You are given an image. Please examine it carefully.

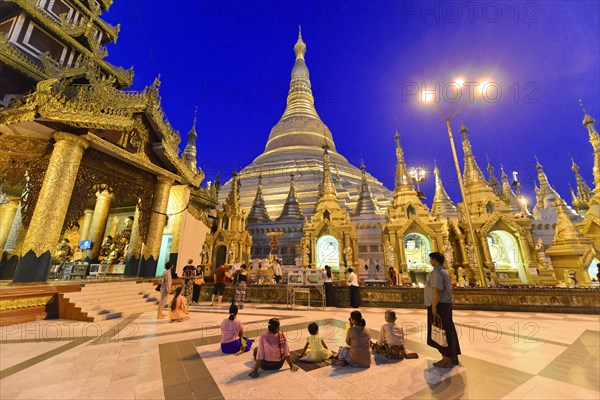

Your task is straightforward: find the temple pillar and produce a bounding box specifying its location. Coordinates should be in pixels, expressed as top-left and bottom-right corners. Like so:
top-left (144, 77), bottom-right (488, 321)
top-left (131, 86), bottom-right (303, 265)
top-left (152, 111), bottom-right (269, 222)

top-left (166, 185), bottom-right (189, 267)
top-left (13, 133), bottom-right (89, 282)
top-left (87, 188), bottom-right (114, 262)
top-left (124, 206), bottom-right (142, 276)
top-left (79, 209), bottom-right (94, 241)
top-left (515, 232), bottom-right (533, 284)
top-left (138, 175), bottom-right (173, 277)
top-left (479, 236), bottom-right (494, 268)
top-left (0, 197), bottom-right (19, 250)
top-left (0, 202), bottom-right (26, 280)
top-left (457, 235), bottom-right (468, 266)
top-left (310, 236), bottom-right (316, 268)
top-left (394, 232), bottom-right (407, 274)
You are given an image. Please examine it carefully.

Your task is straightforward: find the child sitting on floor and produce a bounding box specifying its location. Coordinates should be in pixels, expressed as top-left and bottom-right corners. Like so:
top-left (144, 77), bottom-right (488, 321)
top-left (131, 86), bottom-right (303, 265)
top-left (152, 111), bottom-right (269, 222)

top-left (370, 310), bottom-right (406, 359)
top-left (296, 323), bottom-right (334, 362)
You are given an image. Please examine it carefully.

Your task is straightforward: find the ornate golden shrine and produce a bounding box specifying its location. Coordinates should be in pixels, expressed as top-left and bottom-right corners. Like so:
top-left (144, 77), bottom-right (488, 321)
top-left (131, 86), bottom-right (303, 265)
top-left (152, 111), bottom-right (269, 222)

top-left (0, 1), bottom-right (216, 282)
top-left (200, 172), bottom-right (252, 276)
top-left (301, 144), bottom-right (358, 276)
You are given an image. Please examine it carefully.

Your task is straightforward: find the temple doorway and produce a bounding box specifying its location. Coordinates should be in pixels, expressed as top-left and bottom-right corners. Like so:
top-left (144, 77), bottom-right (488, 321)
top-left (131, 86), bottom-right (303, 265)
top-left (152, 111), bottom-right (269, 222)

top-left (487, 230), bottom-right (527, 283)
top-left (155, 234), bottom-right (173, 277)
top-left (316, 235), bottom-right (339, 269)
top-left (404, 233), bottom-right (432, 271)
top-left (212, 245), bottom-right (227, 275)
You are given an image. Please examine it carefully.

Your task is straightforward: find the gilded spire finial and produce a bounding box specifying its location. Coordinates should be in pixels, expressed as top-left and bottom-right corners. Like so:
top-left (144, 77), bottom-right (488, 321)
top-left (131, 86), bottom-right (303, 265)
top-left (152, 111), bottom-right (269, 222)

top-left (393, 117), bottom-right (401, 147)
top-left (294, 25), bottom-right (306, 60)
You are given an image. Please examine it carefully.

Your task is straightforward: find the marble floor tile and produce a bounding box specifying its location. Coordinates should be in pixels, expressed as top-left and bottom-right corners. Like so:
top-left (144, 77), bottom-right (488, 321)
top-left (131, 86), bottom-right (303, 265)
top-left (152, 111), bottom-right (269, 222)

top-left (1, 306), bottom-right (599, 400)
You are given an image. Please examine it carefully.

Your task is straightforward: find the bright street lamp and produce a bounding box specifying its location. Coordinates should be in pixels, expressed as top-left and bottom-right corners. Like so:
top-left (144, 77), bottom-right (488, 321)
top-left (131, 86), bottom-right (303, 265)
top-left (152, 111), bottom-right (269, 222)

top-left (421, 78), bottom-right (490, 285)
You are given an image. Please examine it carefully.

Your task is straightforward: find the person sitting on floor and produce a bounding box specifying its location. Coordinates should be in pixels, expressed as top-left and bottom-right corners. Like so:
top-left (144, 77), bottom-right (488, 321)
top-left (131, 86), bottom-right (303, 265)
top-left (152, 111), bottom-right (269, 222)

top-left (370, 310), bottom-right (406, 359)
top-left (295, 323), bottom-right (334, 363)
top-left (220, 305), bottom-right (254, 355)
top-left (332, 311), bottom-right (371, 368)
top-left (249, 318), bottom-right (298, 378)
top-left (169, 286), bottom-right (189, 323)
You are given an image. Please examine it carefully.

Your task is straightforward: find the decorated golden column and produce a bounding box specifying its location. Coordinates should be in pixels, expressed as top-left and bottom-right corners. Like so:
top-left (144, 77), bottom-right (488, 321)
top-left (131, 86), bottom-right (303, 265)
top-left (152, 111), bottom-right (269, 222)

top-left (79, 209), bottom-right (94, 241)
top-left (0, 197), bottom-right (19, 250)
top-left (87, 187), bottom-right (115, 261)
top-left (13, 132), bottom-right (89, 282)
top-left (124, 206), bottom-right (143, 276)
top-left (138, 175), bottom-right (174, 277)
top-left (0, 202), bottom-right (26, 280)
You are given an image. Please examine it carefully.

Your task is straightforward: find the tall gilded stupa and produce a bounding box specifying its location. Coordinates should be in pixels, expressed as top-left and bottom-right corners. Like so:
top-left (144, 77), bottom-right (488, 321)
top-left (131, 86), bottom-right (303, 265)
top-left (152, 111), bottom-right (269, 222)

top-left (220, 30), bottom-right (392, 216)
top-left (219, 29), bottom-right (392, 262)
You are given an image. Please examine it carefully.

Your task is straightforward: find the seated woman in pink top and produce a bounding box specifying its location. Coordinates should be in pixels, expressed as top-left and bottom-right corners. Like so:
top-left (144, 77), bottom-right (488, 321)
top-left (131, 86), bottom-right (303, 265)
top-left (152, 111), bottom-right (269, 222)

top-left (169, 287), bottom-right (189, 323)
top-left (220, 305), bottom-right (254, 355)
top-left (249, 318), bottom-right (298, 378)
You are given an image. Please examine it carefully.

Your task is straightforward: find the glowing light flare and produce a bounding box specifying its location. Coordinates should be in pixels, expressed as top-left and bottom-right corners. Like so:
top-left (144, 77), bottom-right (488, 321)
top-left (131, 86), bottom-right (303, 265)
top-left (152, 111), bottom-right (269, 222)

top-left (421, 91), bottom-right (436, 103)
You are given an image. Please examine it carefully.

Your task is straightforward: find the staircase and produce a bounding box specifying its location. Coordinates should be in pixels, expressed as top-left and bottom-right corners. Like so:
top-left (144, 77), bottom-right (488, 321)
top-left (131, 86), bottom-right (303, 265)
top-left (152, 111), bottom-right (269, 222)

top-left (59, 281), bottom-right (160, 322)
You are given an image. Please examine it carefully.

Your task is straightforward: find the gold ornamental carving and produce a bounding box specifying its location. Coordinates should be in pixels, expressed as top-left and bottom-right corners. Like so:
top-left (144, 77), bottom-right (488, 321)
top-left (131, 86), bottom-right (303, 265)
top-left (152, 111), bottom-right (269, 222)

top-left (0, 296), bottom-right (53, 311)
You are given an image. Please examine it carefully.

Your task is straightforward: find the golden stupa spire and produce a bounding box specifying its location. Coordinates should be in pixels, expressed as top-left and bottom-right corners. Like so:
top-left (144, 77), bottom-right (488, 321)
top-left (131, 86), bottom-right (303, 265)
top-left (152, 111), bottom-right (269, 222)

top-left (459, 122), bottom-right (487, 187)
top-left (294, 26), bottom-right (306, 60)
top-left (318, 141), bottom-right (337, 201)
top-left (486, 155), bottom-right (502, 198)
top-left (534, 156), bottom-right (562, 211)
top-left (431, 159), bottom-right (457, 218)
top-left (353, 161), bottom-right (380, 216)
top-left (247, 173), bottom-right (271, 223)
top-left (182, 106), bottom-right (198, 172)
top-left (580, 99), bottom-right (600, 192)
top-left (553, 198), bottom-right (586, 245)
top-left (225, 170), bottom-right (241, 210)
top-left (280, 27), bottom-right (320, 121)
top-left (393, 119), bottom-right (412, 190)
top-left (278, 173), bottom-right (304, 221)
top-left (570, 156), bottom-right (593, 214)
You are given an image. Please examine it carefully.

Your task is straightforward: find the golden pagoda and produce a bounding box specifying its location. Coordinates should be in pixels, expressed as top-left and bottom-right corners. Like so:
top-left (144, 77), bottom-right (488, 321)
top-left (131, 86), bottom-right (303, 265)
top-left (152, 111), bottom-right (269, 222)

top-left (219, 28), bottom-right (392, 265)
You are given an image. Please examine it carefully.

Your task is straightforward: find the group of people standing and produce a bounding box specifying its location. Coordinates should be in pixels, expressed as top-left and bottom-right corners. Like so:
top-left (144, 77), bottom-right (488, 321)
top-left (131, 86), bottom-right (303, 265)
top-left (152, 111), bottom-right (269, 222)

top-left (320, 265), bottom-right (361, 308)
top-left (157, 259), bottom-right (203, 322)
top-left (210, 259), bottom-right (249, 308)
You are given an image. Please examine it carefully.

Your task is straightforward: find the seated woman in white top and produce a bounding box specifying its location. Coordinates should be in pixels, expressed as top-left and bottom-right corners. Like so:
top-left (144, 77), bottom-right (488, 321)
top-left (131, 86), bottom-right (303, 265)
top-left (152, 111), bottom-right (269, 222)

top-left (370, 310), bottom-right (406, 359)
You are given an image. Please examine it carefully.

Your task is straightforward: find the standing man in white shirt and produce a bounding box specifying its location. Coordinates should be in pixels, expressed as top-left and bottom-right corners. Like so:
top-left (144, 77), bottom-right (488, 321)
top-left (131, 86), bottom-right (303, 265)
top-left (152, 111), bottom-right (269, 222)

top-left (273, 259), bottom-right (283, 284)
top-left (347, 268), bottom-right (361, 308)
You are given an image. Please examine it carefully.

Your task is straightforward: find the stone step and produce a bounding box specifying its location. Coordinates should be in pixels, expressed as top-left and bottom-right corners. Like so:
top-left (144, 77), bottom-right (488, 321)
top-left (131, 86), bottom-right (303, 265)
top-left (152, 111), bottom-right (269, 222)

top-left (64, 282), bottom-right (162, 322)
top-left (85, 301), bottom-right (158, 318)
top-left (79, 296), bottom-right (159, 312)
top-left (63, 284), bottom-right (157, 299)
top-left (65, 291), bottom-right (157, 304)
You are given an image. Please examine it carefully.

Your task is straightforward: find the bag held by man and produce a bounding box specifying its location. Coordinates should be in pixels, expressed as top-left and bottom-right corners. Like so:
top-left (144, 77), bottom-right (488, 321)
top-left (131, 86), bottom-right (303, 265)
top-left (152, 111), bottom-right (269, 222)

top-left (431, 314), bottom-right (448, 347)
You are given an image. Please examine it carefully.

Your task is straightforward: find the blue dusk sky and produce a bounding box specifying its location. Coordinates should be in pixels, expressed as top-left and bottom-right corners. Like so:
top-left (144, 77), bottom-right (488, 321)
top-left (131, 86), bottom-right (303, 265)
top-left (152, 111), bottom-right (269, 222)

top-left (104, 0), bottom-right (600, 206)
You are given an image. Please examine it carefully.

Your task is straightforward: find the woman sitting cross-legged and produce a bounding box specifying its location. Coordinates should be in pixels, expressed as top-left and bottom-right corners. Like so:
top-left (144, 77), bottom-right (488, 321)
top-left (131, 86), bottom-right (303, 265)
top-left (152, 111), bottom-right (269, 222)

top-left (249, 318), bottom-right (298, 378)
top-left (169, 287), bottom-right (190, 323)
top-left (332, 311), bottom-right (371, 368)
top-left (370, 310), bottom-right (406, 359)
top-left (220, 305), bottom-right (254, 355)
